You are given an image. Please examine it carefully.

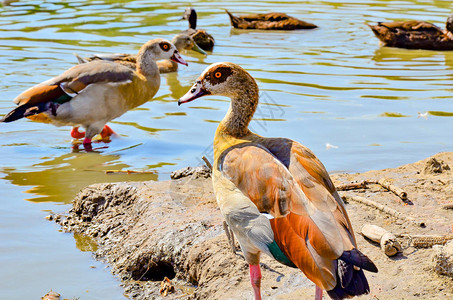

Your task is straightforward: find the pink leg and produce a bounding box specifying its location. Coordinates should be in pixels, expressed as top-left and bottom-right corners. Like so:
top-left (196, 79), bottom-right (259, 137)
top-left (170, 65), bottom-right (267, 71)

top-left (249, 264), bottom-right (262, 300)
top-left (70, 126), bottom-right (85, 139)
top-left (315, 286), bottom-right (323, 300)
top-left (100, 125), bottom-right (115, 138)
top-left (82, 137), bottom-right (93, 152)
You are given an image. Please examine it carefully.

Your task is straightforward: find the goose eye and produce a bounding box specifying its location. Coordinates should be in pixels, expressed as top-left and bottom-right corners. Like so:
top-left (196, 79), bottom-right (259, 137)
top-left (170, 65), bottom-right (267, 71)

top-left (160, 43), bottom-right (170, 51)
top-left (214, 72), bottom-right (222, 78)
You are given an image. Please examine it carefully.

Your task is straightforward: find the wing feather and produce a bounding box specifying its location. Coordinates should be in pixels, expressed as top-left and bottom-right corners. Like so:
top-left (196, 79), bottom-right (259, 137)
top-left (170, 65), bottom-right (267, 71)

top-left (13, 61), bottom-right (134, 107)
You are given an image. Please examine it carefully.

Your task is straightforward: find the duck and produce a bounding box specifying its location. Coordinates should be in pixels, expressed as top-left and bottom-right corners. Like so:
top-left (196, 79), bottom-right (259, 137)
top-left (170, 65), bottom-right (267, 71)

top-left (181, 7), bottom-right (215, 51)
top-left (74, 34), bottom-right (205, 73)
top-left (225, 10), bottom-right (317, 30)
top-left (368, 14), bottom-right (453, 50)
top-left (178, 62), bottom-right (377, 300)
top-left (1, 39), bottom-right (187, 150)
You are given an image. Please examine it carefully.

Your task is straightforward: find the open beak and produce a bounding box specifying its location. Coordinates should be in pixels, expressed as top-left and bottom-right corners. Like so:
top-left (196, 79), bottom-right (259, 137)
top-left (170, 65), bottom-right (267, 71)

top-left (171, 51), bottom-right (188, 66)
top-left (191, 42), bottom-right (207, 56)
top-left (178, 80), bottom-right (209, 106)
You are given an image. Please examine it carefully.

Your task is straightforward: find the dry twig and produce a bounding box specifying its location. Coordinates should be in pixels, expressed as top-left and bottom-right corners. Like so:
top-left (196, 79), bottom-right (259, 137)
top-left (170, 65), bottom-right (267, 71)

top-left (223, 221), bottom-right (236, 254)
top-left (105, 170), bottom-right (155, 174)
top-left (202, 155), bottom-right (213, 171)
top-left (377, 178), bottom-right (408, 201)
top-left (398, 234), bottom-right (453, 248)
top-left (441, 203), bottom-right (453, 210)
top-left (341, 193), bottom-right (425, 227)
top-left (336, 181), bottom-right (368, 191)
top-left (361, 224), bottom-right (402, 256)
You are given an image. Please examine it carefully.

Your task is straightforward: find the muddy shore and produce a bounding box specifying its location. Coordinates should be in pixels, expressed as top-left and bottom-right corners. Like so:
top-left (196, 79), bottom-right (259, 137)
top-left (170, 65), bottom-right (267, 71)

top-left (55, 153), bottom-right (453, 299)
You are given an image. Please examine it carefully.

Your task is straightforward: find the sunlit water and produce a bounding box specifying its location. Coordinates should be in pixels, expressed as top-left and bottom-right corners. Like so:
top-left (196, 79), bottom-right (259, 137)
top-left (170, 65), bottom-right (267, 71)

top-left (0, 0), bottom-right (452, 298)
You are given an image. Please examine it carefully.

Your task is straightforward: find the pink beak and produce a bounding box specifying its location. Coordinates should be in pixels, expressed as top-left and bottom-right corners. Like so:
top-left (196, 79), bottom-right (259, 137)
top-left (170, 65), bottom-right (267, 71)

top-left (171, 51), bottom-right (188, 66)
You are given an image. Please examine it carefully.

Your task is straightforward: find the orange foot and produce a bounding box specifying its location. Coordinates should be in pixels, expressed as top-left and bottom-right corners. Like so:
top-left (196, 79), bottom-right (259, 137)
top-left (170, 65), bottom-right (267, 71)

top-left (71, 126), bottom-right (85, 139)
top-left (100, 125), bottom-right (115, 138)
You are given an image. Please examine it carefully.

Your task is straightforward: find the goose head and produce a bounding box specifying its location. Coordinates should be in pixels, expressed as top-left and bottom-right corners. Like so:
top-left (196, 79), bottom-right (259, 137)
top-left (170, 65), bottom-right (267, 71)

top-left (182, 7), bottom-right (197, 29)
top-left (446, 14), bottom-right (453, 34)
top-left (178, 62), bottom-right (258, 105)
top-left (139, 38), bottom-right (188, 66)
top-left (172, 34), bottom-right (206, 55)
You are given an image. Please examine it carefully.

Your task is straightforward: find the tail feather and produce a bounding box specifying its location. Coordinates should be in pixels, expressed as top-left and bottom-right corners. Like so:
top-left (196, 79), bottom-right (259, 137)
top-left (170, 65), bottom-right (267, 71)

top-left (326, 249), bottom-right (377, 300)
top-left (340, 249), bottom-right (378, 273)
top-left (337, 259), bottom-right (353, 288)
top-left (73, 52), bottom-right (89, 64)
top-left (225, 9), bottom-right (241, 28)
top-left (327, 266), bottom-right (370, 299)
top-left (1, 102), bottom-right (52, 123)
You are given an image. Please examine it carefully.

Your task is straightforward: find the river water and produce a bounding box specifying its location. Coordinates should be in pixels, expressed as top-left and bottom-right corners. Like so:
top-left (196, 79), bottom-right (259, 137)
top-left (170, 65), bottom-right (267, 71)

top-left (0, 0), bottom-right (452, 298)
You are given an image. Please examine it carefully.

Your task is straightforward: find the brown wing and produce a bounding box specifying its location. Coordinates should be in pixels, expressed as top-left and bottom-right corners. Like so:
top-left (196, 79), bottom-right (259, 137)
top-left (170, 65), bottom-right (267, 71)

top-left (219, 142), bottom-right (347, 289)
top-left (368, 20), bottom-right (451, 49)
top-left (379, 20), bottom-right (443, 32)
top-left (219, 142), bottom-right (345, 256)
top-left (262, 137), bottom-right (356, 247)
top-left (14, 61), bottom-right (134, 106)
top-left (225, 10), bottom-right (316, 30)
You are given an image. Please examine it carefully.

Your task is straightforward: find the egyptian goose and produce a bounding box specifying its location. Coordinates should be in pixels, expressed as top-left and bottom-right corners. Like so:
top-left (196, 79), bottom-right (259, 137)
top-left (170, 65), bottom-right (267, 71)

top-left (1, 39), bottom-right (187, 150)
top-left (181, 7), bottom-right (215, 51)
top-left (178, 62), bottom-right (377, 300)
top-left (225, 10), bottom-right (317, 30)
top-left (368, 14), bottom-right (453, 50)
top-left (74, 34), bottom-right (205, 73)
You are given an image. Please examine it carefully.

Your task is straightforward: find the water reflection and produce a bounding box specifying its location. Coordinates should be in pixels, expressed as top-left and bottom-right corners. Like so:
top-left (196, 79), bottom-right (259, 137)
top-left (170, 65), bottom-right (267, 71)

top-left (1, 151), bottom-right (158, 204)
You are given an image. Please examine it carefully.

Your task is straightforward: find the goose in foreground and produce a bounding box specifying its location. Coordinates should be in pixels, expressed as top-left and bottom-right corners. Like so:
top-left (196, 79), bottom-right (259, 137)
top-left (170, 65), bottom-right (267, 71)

top-left (178, 62), bottom-right (377, 300)
top-left (74, 34), bottom-right (205, 73)
top-left (1, 39), bottom-right (187, 150)
top-left (225, 10), bottom-right (317, 30)
top-left (368, 14), bottom-right (453, 50)
top-left (181, 7), bottom-right (215, 51)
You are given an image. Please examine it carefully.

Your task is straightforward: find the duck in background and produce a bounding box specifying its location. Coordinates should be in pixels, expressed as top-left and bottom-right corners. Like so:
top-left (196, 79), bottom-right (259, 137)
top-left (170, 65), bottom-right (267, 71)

top-left (74, 34), bottom-right (205, 73)
top-left (181, 7), bottom-right (215, 51)
top-left (1, 39), bottom-right (187, 151)
top-left (368, 14), bottom-right (453, 50)
top-left (178, 62), bottom-right (377, 300)
top-left (225, 10), bottom-right (317, 30)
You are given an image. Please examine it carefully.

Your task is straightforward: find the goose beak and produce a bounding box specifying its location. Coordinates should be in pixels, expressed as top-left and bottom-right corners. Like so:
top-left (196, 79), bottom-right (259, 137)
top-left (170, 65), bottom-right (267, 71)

top-left (191, 42), bottom-right (207, 55)
top-left (178, 80), bottom-right (209, 106)
top-left (171, 51), bottom-right (188, 66)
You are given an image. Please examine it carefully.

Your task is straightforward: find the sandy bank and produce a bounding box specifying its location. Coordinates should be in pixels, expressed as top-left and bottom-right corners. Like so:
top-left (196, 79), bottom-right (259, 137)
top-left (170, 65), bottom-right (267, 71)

top-left (55, 153), bottom-right (453, 299)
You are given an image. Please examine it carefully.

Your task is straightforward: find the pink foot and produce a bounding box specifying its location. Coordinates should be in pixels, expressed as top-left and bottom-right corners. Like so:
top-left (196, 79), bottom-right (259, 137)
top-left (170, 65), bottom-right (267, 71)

top-left (82, 137), bottom-right (93, 151)
top-left (315, 286), bottom-right (323, 300)
top-left (249, 264), bottom-right (262, 300)
top-left (100, 125), bottom-right (115, 138)
top-left (71, 126), bottom-right (85, 139)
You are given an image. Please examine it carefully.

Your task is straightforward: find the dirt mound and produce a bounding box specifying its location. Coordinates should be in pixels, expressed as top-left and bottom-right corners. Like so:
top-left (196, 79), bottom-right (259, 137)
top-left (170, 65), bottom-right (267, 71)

top-left (55, 152), bottom-right (453, 299)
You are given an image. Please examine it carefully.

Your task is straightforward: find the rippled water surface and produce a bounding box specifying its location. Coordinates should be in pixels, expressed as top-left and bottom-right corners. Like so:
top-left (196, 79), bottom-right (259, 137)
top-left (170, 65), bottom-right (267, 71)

top-left (0, 0), bottom-right (452, 298)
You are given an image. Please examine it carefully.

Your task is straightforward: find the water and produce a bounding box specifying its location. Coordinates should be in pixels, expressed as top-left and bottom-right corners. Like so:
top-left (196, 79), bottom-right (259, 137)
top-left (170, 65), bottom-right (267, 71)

top-left (0, 0), bottom-right (452, 298)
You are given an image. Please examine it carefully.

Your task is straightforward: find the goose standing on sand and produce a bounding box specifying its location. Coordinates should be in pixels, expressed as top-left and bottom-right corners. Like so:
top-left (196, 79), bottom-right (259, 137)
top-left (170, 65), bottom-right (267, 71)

top-left (1, 39), bottom-right (187, 150)
top-left (74, 34), bottom-right (206, 73)
top-left (181, 7), bottom-right (215, 51)
top-left (225, 10), bottom-right (317, 30)
top-left (368, 14), bottom-right (453, 50)
top-left (178, 62), bottom-right (377, 300)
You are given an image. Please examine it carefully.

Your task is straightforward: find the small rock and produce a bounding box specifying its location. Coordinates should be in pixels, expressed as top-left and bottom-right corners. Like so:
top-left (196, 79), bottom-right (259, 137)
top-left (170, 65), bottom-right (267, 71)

top-left (432, 240), bottom-right (453, 278)
top-left (170, 165), bottom-right (211, 180)
top-left (159, 277), bottom-right (175, 297)
top-left (41, 290), bottom-right (60, 300)
top-left (423, 158), bottom-right (450, 174)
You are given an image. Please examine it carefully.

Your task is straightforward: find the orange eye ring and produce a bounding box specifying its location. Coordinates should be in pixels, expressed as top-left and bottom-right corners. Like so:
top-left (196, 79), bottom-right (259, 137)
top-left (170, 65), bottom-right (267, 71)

top-left (214, 72), bottom-right (222, 78)
top-left (163, 44), bottom-right (169, 50)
